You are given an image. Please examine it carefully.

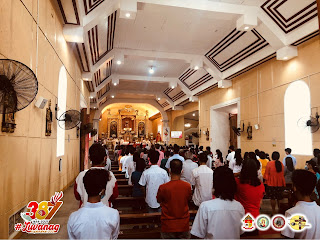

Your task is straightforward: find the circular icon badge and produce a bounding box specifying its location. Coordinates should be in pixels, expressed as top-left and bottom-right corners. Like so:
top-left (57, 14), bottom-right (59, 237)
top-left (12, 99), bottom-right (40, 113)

top-left (288, 214), bottom-right (311, 232)
top-left (271, 214), bottom-right (286, 231)
top-left (256, 215), bottom-right (271, 231)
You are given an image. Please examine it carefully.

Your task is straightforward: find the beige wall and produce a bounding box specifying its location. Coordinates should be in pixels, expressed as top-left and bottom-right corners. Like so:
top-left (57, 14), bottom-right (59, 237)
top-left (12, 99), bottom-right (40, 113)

top-left (151, 116), bottom-right (162, 138)
top-left (199, 37), bottom-right (320, 169)
top-left (168, 102), bottom-right (199, 145)
top-left (0, 0), bottom-right (89, 237)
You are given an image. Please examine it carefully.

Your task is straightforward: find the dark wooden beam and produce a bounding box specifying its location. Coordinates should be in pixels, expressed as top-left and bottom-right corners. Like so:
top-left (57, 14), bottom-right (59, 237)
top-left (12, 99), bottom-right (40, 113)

top-left (317, 0), bottom-right (320, 30)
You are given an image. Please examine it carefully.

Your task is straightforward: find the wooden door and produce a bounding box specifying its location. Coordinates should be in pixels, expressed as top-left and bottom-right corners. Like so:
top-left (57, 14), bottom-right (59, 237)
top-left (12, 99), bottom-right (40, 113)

top-left (229, 114), bottom-right (237, 148)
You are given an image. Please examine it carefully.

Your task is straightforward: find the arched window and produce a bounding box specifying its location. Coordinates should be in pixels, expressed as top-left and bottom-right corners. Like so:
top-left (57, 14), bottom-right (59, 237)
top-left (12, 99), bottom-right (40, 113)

top-left (284, 80), bottom-right (312, 155)
top-left (57, 66), bottom-right (68, 157)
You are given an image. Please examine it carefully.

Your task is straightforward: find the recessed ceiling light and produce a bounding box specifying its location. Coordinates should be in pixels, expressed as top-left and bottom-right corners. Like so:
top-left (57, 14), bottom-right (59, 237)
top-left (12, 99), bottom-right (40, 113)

top-left (125, 13), bottom-right (131, 18)
top-left (99, 118), bottom-right (102, 121)
top-left (149, 67), bottom-right (154, 74)
top-left (283, 56), bottom-right (288, 60)
top-left (157, 97), bottom-right (161, 101)
top-left (114, 83), bottom-right (117, 86)
top-left (194, 66), bottom-right (199, 70)
top-left (90, 96), bottom-right (93, 99)
top-left (193, 113), bottom-right (195, 116)
top-left (171, 86), bottom-right (175, 89)
top-left (111, 95), bottom-right (115, 98)
top-left (244, 26), bottom-right (249, 30)
top-left (184, 123), bottom-right (191, 128)
top-left (116, 60), bottom-right (122, 65)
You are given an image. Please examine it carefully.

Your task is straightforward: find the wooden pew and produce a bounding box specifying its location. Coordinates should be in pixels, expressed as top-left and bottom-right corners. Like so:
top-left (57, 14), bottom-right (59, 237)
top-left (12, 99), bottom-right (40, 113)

top-left (113, 196), bottom-right (145, 209)
top-left (117, 179), bottom-right (129, 185)
top-left (118, 185), bottom-right (133, 196)
top-left (114, 173), bottom-right (126, 179)
top-left (111, 170), bottom-right (122, 175)
top-left (119, 210), bottom-right (198, 239)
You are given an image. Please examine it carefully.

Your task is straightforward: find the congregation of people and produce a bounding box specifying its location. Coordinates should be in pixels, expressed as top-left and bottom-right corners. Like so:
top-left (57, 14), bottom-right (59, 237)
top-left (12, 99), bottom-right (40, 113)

top-left (67, 143), bottom-right (320, 239)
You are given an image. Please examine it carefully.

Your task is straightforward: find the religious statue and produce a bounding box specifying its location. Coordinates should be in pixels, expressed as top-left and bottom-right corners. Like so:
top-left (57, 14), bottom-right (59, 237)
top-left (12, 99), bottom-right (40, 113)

top-left (156, 131), bottom-right (162, 142)
top-left (110, 121), bottom-right (117, 138)
top-left (138, 122), bottom-right (145, 137)
top-left (1, 111), bottom-right (16, 133)
top-left (45, 100), bottom-right (52, 136)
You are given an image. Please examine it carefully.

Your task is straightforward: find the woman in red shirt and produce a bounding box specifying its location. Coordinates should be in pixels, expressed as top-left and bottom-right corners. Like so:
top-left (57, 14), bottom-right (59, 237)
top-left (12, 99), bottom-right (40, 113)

top-left (264, 151), bottom-right (286, 215)
top-left (235, 158), bottom-right (265, 218)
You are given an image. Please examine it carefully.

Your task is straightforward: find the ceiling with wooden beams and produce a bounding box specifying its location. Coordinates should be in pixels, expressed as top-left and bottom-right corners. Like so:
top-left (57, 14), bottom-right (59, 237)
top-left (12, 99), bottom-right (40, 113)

top-left (55, 0), bottom-right (319, 113)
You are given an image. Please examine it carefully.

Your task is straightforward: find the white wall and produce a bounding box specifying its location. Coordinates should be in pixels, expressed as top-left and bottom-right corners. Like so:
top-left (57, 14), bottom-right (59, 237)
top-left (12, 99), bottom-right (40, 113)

top-left (211, 110), bottom-right (230, 157)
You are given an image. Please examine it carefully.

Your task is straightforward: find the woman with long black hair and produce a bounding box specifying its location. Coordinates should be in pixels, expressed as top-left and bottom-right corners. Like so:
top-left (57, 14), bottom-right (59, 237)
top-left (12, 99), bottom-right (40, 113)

top-left (264, 151), bottom-right (286, 215)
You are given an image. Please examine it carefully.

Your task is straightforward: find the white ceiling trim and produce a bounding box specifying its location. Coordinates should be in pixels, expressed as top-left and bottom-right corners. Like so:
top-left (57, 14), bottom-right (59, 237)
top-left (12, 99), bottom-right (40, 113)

top-left (138, 0), bottom-right (255, 15)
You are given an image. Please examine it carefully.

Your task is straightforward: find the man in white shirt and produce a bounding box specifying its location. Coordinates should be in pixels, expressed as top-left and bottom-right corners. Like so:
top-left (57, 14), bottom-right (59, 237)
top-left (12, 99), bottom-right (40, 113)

top-left (165, 144), bottom-right (185, 169)
top-left (181, 151), bottom-right (198, 185)
top-left (68, 169), bottom-right (120, 239)
top-left (139, 149), bottom-right (170, 212)
top-left (191, 166), bottom-right (245, 239)
top-left (120, 149), bottom-right (129, 173)
top-left (281, 169), bottom-right (320, 239)
top-left (190, 153), bottom-right (213, 206)
top-left (283, 148), bottom-right (297, 167)
top-left (123, 148), bottom-right (134, 178)
top-left (226, 145), bottom-right (235, 164)
top-left (74, 143), bottom-right (118, 208)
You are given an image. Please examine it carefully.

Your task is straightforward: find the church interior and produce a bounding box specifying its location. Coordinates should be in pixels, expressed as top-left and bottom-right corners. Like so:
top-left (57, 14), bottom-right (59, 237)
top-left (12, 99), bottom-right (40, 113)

top-left (1, 0), bottom-right (320, 239)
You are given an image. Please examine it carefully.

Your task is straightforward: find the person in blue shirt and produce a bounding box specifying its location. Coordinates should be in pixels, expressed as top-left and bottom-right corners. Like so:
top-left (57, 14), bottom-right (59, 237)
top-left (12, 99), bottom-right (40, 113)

top-left (165, 144), bottom-right (185, 169)
top-left (283, 148), bottom-right (297, 167)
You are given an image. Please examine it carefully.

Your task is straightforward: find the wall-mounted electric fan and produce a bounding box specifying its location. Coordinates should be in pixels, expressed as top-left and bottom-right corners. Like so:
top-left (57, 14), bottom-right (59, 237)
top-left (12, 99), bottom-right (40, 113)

top-left (55, 103), bottom-right (81, 130)
top-left (0, 59), bottom-right (38, 114)
top-left (297, 113), bottom-right (320, 133)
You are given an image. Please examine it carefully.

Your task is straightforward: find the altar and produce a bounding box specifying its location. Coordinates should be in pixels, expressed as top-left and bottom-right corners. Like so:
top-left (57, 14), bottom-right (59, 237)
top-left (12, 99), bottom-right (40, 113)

top-left (99, 105), bottom-right (149, 143)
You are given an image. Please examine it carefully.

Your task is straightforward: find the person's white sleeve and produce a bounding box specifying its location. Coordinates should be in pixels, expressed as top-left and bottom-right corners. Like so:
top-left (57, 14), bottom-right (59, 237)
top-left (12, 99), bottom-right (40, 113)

top-left (139, 172), bottom-right (146, 186)
top-left (165, 172), bottom-right (170, 183)
top-left (190, 203), bottom-right (207, 238)
top-left (229, 159), bottom-right (234, 170)
top-left (165, 159), bottom-right (170, 169)
top-left (281, 211), bottom-right (295, 238)
top-left (67, 215), bottom-right (76, 240)
top-left (112, 211), bottom-right (120, 240)
top-left (190, 170), bottom-right (196, 186)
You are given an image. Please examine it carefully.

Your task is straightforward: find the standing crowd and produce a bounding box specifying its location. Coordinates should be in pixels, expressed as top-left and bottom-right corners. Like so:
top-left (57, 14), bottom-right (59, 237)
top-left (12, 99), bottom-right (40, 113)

top-left (67, 143), bottom-right (320, 239)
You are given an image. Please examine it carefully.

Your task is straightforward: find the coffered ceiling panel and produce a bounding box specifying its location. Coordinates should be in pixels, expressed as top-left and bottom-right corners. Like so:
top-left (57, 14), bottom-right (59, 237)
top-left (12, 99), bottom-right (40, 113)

top-left (261, 0), bottom-right (317, 33)
top-left (205, 29), bottom-right (268, 72)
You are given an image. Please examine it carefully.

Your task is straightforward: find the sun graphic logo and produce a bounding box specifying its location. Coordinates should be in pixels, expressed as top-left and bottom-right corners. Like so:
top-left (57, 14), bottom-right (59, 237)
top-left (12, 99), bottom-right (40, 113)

top-left (288, 214), bottom-right (311, 232)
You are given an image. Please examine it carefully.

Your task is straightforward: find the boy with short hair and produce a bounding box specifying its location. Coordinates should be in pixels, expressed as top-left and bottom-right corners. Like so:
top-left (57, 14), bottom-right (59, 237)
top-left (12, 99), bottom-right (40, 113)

top-left (68, 169), bottom-right (120, 239)
top-left (157, 160), bottom-right (192, 239)
top-left (281, 169), bottom-right (320, 239)
top-left (190, 153), bottom-right (213, 206)
top-left (139, 149), bottom-right (170, 212)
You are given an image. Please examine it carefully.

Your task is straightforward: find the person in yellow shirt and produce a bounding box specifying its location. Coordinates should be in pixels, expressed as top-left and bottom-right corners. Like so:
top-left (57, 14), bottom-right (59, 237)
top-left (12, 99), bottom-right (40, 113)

top-left (259, 151), bottom-right (269, 179)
